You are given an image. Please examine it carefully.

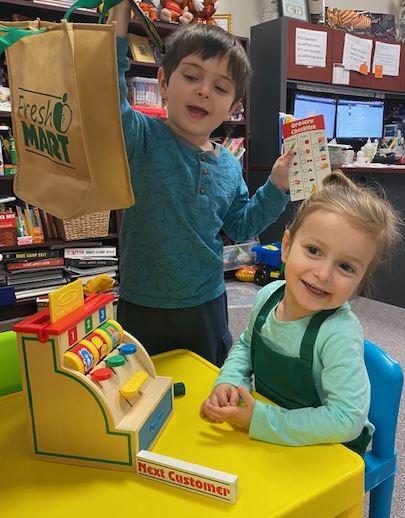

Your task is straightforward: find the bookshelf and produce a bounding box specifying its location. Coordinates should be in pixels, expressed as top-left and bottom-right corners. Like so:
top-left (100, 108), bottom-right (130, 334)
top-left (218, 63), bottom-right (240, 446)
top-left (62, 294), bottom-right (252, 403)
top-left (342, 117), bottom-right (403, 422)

top-left (0, 2), bottom-right (123, 319)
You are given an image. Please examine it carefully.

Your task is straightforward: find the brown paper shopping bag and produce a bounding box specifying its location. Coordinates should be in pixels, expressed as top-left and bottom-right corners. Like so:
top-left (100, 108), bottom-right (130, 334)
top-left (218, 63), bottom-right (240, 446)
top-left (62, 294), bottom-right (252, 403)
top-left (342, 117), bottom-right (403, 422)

top-left (0, 18), bottom-right (134, 219)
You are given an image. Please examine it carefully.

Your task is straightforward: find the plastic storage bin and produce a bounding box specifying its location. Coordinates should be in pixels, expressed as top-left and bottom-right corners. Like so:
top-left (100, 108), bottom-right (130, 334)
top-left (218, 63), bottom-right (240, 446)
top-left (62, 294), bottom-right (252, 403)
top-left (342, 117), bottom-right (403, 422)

top-left (223, 241), bottom-right (257, 271)
top-left (132, 77), bottom-right (161, 106)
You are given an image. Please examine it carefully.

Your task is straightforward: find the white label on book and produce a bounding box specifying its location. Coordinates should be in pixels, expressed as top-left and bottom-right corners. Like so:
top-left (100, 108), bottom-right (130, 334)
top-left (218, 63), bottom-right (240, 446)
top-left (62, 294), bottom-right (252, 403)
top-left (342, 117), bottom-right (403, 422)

top-left (64, 247), bottom-right (116, 258)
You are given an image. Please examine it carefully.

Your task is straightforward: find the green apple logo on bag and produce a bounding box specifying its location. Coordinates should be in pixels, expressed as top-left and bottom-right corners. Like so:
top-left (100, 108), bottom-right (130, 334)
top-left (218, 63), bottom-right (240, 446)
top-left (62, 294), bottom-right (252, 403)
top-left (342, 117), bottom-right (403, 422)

top-left (17, 88), bottom-right (74, 168)
top-left (53, 93), bottom-right (73, 134)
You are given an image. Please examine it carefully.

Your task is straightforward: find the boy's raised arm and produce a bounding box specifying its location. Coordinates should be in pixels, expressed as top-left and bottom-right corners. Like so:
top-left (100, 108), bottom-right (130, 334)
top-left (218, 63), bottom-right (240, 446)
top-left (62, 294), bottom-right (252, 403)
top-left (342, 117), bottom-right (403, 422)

top-left (107, 0), bottom-right (131, 37)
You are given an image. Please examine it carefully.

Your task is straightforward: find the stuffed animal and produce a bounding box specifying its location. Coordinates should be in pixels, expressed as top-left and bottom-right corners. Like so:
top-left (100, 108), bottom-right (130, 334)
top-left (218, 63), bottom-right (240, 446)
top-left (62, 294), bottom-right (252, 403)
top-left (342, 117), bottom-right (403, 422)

top-left (159, 1), bottom-right (194, 24)
top-left (137, 1), bottom-right (160, 22)
top-left (187, 0), bottom-right (219, 24)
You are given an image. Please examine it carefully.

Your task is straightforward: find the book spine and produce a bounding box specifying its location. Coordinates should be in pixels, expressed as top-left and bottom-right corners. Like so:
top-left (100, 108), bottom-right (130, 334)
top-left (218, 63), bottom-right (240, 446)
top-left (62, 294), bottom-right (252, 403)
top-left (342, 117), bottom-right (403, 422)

top-left (64, 258), bottom-right (118, 267)
top-left (6, 258), bottom-right (64, 271)
top-left (50, 214), bottom-right (60, 239)
top-left (2, 249), bottom-right (61, 261)
top-left (23, 204), bottom-right (33, 236)
top-left (33, 208), bottom-right (45, 243)
top-left (64, 247), bottom-right (117, 258)
top-left (38, 209), bottom-right (51, 241)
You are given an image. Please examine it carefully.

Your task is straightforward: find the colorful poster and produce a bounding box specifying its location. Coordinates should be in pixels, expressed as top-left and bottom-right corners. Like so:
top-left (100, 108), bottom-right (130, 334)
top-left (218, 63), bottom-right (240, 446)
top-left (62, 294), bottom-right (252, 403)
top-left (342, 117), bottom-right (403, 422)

top-left (282, 115), bottom-right (331, 202)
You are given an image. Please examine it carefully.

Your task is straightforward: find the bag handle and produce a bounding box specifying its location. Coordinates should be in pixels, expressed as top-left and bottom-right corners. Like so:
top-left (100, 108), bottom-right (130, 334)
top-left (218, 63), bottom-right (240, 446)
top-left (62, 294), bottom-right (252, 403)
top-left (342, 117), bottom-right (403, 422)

top-left (0, 0), bottom-right (121, 53)
top-left (0, 25), bottom-right (46, 54)
top-left (64, 0), bottom-right (123, 23)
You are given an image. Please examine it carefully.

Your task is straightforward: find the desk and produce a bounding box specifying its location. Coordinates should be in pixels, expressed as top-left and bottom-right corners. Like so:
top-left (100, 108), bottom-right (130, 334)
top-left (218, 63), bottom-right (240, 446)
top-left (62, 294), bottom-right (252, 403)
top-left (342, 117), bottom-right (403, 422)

top-left (342, 165), bottom-right (405, 174)
top-left (0, 350), bottom-right (364, 517)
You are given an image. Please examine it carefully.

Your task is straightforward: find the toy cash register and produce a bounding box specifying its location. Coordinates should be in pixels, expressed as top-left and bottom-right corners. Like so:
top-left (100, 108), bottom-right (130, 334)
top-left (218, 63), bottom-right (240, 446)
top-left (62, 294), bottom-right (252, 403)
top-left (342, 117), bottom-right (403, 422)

top-left (13, 280), bottom-right (173, 472)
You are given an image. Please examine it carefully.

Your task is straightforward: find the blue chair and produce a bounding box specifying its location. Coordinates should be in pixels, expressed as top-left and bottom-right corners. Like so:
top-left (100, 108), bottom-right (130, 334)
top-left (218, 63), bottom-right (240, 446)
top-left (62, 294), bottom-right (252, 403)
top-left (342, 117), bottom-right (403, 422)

top-left (364, 340), bottom-right (404, 518)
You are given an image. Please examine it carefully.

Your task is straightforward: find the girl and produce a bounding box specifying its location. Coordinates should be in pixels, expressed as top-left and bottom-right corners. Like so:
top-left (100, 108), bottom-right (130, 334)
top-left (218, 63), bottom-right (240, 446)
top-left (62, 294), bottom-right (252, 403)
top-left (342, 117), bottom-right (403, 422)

top-left (201, 171), bottom-right (402, 455)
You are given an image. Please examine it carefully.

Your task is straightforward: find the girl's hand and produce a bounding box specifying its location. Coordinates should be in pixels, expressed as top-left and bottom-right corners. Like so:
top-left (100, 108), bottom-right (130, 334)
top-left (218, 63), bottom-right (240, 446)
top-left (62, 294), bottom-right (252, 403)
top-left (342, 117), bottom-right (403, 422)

top-left (270, 150), bottom-right (293, 193)
top-left (200, 383), bottom-right (239, 421)
top-left (201, 386), bottom-right (256, 430)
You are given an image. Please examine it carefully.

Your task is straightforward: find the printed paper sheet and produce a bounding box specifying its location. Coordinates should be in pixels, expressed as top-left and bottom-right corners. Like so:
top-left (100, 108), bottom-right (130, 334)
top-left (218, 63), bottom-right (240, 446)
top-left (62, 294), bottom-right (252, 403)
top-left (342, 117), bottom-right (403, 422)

top-left (282, 115), bottom-right (331, 202)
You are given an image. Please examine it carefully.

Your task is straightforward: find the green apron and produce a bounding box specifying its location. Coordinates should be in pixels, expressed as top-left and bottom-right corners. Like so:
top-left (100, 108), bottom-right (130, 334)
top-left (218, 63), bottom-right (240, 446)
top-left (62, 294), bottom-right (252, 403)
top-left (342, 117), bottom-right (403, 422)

top-left (251, 284), bottom-right (370, 456)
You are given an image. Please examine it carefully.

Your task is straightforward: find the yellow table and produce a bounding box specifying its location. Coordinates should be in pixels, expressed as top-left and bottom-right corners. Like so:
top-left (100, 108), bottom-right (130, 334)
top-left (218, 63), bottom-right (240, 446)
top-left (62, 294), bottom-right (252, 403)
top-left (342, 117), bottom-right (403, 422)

top-left (0, 350), bottom-right (364, 518)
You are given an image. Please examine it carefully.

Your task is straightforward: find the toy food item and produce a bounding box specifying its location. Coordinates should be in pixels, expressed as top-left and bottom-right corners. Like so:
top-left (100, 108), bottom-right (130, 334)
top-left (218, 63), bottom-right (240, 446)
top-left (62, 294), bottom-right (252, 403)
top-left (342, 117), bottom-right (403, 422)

top-left (187, 0), bottom-right (218, 24)
top-left (138, 1), bottom-right (159, 22)
top-left (159, 0), bottom-right (194, 23)
top-left (83, 274), bottom-right (115, 294)
top-left (235, 265), bottom-right (258, 282)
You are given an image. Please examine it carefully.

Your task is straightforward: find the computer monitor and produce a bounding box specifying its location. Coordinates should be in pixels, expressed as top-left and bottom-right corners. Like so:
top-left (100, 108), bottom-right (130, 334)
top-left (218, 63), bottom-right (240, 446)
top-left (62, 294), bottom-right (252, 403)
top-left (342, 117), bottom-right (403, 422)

top-left (336, 98), bottom-right (384, 139)
top-left (293, 92), bottom-right (337, 140)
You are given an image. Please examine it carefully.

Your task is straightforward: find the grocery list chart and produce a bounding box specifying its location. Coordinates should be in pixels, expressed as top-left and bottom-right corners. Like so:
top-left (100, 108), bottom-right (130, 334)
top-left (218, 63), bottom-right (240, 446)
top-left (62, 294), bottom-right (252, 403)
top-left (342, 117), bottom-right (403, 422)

top-left (282, 115), bottom-right (331, 201)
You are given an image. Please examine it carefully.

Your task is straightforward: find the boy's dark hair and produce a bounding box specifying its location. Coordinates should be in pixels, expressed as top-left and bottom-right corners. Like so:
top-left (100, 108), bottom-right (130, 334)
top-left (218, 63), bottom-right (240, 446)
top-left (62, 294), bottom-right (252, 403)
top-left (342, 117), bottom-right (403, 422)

top-left (161, 23), bottom-right (251, 102)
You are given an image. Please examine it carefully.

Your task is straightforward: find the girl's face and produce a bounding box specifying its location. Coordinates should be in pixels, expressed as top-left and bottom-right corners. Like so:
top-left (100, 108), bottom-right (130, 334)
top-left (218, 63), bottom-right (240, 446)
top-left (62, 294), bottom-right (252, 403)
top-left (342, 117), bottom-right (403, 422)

top-left (279, 209), bottom-right (377, 321)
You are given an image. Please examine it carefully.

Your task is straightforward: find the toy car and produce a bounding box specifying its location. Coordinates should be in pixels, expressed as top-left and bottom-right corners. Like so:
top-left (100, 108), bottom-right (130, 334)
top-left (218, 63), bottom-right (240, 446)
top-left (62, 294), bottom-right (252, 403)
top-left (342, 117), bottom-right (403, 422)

top-left (251, 242), bottom-right (283, 286)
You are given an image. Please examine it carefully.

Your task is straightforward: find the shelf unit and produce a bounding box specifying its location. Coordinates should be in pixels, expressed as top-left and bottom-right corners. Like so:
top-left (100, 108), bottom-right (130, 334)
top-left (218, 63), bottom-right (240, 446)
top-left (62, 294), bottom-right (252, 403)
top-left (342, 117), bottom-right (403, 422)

top-left (0, 1), bottom-right (122, 318)
top-left (250, 17), bottom-right (405, 171)
top-left (248, 17), bottom-right (405, 308)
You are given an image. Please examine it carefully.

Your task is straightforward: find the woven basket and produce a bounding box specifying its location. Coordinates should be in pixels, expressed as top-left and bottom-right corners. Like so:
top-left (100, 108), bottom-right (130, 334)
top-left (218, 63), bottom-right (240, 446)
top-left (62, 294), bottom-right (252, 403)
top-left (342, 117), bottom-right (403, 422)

top-left (56, 211), bottom-right (111, 241)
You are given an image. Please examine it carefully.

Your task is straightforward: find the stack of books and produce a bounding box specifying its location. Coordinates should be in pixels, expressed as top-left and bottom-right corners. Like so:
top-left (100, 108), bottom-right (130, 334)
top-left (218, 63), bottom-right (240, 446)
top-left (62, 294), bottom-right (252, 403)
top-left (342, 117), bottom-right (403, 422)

top-left (2, 249), bottom-right (67, 300)
top-left (0, 266), bottom-right (6, 288)
top-left (64, 246), bottom-right (118, 285)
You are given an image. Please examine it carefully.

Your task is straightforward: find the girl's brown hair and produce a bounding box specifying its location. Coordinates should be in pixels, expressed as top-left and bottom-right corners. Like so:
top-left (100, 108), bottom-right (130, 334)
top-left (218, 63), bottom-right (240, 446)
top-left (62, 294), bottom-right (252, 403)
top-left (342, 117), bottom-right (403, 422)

top-left (287, 170), bottom-right (403, 293)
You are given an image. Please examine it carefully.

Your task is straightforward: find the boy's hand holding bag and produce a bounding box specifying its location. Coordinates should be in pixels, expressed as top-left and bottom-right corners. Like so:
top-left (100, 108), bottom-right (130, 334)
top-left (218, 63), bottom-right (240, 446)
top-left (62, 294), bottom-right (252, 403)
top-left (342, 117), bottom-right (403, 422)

top-left (0, 0), bottom-right (134, 220)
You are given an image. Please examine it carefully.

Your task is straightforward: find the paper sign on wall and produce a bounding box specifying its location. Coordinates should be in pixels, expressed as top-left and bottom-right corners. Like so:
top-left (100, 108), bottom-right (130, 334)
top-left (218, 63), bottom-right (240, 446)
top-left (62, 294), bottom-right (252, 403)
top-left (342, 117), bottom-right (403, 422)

top-left (295, 28), bottom-right (327, 68)
top-left (342, 33), bottom-right (373, 74)
top-left (332, 63), bottom-right (350, 85)
top-left (282, 115), bottom-right (331, 202)
top-left (372, 41), bottom-right (401, 77)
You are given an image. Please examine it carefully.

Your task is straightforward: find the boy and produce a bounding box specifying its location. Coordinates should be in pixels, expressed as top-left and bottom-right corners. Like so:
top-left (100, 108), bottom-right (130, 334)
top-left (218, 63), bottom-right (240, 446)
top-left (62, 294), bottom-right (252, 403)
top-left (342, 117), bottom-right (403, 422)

top-left (108, 1), bottom-right (292, 366)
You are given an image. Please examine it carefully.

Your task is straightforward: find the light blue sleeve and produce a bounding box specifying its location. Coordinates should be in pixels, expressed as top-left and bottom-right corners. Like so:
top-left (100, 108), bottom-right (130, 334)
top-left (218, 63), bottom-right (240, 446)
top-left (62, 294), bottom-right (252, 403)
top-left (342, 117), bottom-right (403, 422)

top-left (249, 313), bottom-right (371, 446)
top-left (222, 168), bottom-right (290, 243)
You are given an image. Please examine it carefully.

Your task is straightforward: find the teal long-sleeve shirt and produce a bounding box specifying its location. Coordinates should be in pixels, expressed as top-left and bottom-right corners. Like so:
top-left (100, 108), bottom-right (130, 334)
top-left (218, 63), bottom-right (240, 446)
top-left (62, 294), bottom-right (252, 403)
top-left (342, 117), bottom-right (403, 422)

top-left (215, 281), bottom-right (374, 446)
top-left (116, 37), bottom-right (289, 308)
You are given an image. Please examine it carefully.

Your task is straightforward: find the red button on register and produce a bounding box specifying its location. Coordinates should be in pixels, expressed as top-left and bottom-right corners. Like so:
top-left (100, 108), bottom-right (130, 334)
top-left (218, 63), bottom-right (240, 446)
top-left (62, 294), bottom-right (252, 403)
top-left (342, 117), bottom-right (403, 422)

top-left (91, 368), bottom-right (112, 382)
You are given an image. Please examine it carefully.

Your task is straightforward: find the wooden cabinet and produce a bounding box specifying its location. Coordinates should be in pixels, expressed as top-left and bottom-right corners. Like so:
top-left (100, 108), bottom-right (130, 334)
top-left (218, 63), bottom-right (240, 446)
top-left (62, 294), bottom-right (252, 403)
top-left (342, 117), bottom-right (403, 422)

top-left (286, 18), bottom-right (405, 92)
top-left (250, 17), bottom-right (405, 168)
